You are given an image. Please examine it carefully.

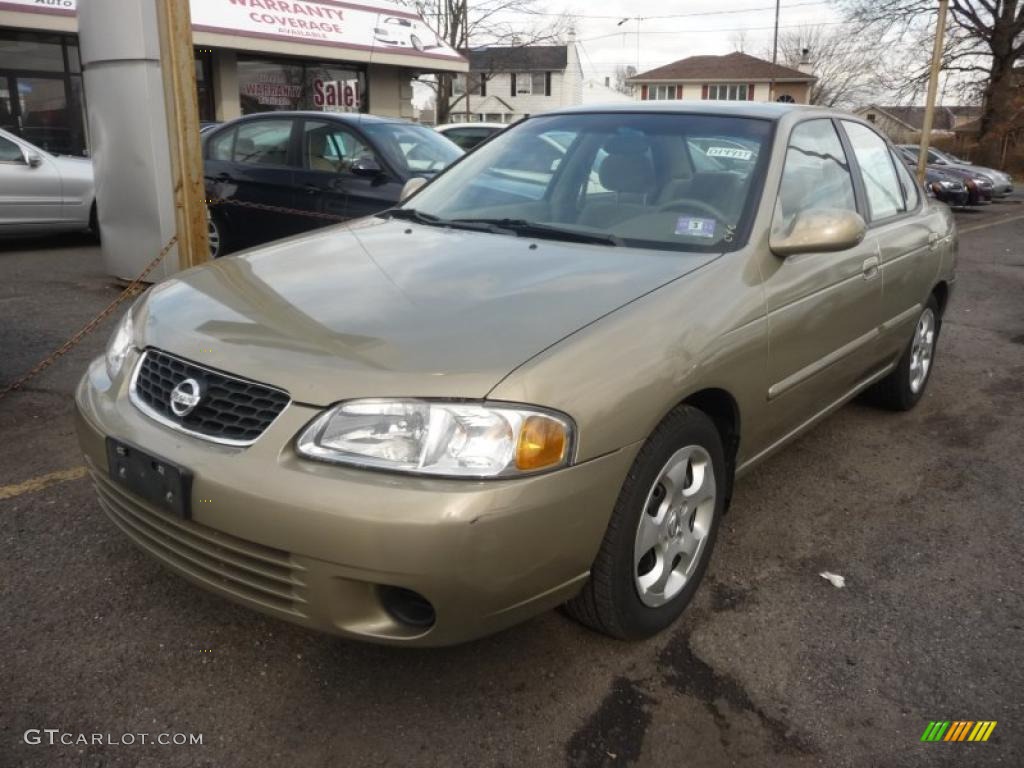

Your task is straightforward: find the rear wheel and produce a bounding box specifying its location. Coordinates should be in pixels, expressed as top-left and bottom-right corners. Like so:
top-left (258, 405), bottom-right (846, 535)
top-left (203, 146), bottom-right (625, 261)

top-left (410, 34), bottom-right (424, 51)
top-left (208, 209), bottom-right (227, 258)
top-left (564, 405), bottom-right (726, 639)
top-left (868, 295), bottom-right (940, 410)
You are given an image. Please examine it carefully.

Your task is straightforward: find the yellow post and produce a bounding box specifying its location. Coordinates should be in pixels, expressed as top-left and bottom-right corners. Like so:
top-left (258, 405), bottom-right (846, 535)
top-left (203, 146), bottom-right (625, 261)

top-left (917, 0), bottom-right (949, 184)
top-left (155, 0), bottom-right (209, 268)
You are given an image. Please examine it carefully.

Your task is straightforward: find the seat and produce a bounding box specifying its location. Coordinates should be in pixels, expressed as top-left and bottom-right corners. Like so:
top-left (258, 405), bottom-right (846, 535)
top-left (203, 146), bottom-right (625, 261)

top-left (578, 134), bottom-right (658, 228)
top-left (307, 133), bottom-right (338, 173)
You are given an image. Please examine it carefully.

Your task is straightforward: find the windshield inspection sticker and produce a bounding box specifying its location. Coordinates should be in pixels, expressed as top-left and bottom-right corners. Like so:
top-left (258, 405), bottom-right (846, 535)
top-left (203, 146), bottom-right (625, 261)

top-left (675, 217), bottom-right (717, 238)
top-left (705, 146), bottom-right (754, 160)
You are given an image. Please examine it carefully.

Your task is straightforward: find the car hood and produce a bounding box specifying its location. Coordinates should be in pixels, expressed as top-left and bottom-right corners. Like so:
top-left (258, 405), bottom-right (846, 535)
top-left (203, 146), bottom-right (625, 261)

top-left (137, 218), bottom-right (717, 405)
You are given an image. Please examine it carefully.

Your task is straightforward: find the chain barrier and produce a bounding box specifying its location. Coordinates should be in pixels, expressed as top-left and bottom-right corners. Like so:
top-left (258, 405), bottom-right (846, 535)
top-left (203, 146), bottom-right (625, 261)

top-left (0, 235), bottom-right (178, 402)
top-left (1, 196), bottom-right (378, 402)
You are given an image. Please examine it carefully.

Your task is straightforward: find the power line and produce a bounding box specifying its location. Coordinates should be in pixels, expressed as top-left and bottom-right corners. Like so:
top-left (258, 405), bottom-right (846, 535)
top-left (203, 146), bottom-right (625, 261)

top-left (493, 0), bottom-right (831, 21)
top-left (575, 19), bottom-right (853, 45)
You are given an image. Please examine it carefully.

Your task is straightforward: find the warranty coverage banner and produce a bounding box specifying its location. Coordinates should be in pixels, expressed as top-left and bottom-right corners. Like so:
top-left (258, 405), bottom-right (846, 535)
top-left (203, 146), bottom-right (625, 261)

top-left (1, 0), bottom-right (463, 62)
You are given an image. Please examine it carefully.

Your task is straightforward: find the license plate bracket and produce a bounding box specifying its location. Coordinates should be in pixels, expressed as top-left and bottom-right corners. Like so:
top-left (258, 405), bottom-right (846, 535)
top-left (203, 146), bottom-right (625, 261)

top-left (106, 438), bottom-right (192, 520)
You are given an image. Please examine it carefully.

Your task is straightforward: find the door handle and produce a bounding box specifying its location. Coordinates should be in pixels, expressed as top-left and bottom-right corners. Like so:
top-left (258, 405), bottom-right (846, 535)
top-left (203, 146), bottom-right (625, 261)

top-left (862, 256), bottom-right (880, 280)
top-left (928, 232), bottom-right (941, 250)
top-left (214, 173), bottom-right (233, 183)
top-left (303, 184), bottom-right (324, 195)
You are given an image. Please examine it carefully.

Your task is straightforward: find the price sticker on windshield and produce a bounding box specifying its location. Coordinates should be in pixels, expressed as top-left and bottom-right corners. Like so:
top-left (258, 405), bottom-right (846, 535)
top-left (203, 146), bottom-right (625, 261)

top-left (675, 217), bottom-right (717, 238)
top-left (705, 146), bottom-right (754, 160)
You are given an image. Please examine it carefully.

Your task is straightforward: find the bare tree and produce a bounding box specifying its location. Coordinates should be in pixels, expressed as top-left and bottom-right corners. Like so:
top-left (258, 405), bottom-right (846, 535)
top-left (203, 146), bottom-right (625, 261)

top-left (731, 29), bottom-right (750, 53)
top-left (612, 64), bottom-right (637, 95)
top-left (765, 25), bottom-right (888, 109)
top-left (843, 0), bottom-right (1024, 166)
top-left (413, 0), bottom-right (574, 124)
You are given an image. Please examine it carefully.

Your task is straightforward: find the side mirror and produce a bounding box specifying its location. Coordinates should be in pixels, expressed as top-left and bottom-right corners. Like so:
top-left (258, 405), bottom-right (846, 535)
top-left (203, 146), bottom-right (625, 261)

top-left (26, 152), bottom-right (42, 168)
top-left (350, 156), bottom-right (382, 177)
top-left (400, 176), bottom-right (428, 202)
top-left (770, 208), bottom-right (867, 258)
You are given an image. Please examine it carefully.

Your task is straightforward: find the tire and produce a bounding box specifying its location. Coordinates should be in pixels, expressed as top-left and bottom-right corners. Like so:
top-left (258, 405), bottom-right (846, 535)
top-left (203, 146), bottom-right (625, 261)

top-left (868, 295), bottom-right (941, 411)
top-left (410, 34), bottom-right (424, 51)
top-left (564, 405), bottom-right (727, 640)
top-left (208, 209), bottom-right (227, 259)
top-left (88, 202), bottom-right (100, 242)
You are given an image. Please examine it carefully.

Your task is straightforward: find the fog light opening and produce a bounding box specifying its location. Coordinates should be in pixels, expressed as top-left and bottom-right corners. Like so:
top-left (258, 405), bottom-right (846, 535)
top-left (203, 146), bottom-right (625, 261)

top-left (379, 586), bottom-right (436, 629)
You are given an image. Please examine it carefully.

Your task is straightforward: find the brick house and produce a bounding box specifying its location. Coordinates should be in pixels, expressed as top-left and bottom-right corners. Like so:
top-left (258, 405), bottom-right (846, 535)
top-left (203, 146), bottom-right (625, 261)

top-left (628, 51), bottom-right (815, 104)
top-left (447, 40), bottom-right (583, 124)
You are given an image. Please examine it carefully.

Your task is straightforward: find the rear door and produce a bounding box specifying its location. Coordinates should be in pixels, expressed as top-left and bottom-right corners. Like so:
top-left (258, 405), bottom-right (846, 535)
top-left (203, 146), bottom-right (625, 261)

top-left (762, 118), bottom-right (885, 435)
top-left (205, 117), bottom-right (299, 249)
top-left (0, 132), bottom-right (64, 231)
top-left (839, 121), bottom-right (936, 361)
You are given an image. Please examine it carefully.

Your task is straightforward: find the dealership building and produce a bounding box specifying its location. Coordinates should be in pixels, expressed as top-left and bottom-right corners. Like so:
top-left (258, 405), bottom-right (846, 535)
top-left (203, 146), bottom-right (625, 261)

top-left (0, 0), bottom-right (466, 156)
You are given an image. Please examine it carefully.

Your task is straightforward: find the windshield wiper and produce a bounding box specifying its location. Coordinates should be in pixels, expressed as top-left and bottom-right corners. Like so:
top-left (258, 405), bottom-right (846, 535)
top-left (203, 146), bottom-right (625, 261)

top-left (449, 219), bottom-right (624, 246)
top-left (380, 208), bottom-right (445, 226)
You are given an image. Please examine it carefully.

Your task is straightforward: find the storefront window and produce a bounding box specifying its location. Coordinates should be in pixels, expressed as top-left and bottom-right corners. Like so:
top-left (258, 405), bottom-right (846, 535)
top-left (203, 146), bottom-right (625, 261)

top-left (194, 49), bottom-right (215, 122)
top-left (238, 56), bottom-right (366, 116)
top-left (0, 31), bottom-right (65, 72)
top-left (238, 57), bottom-right (305, 114)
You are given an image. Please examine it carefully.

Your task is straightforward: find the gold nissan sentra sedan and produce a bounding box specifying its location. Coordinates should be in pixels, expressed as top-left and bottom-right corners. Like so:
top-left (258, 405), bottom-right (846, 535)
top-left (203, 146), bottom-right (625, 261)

top-left (76, 103), bottom-right (955, 645)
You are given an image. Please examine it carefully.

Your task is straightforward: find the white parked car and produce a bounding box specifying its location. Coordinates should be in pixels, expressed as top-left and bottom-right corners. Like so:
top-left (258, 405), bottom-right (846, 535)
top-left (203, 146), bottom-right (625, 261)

top-left (435, 122), bottom-right (507, 151)
top-left (0, 128), bottom-right (96, 237)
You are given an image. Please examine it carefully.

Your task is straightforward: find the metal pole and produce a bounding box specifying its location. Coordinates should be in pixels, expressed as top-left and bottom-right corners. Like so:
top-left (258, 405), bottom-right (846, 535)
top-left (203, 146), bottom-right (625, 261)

top-left (636, 17), bottom-right (641, 71)
top-left (917, 0), bottom-right (949, 184)
top-left (155, 0), bottom-right (208, 267)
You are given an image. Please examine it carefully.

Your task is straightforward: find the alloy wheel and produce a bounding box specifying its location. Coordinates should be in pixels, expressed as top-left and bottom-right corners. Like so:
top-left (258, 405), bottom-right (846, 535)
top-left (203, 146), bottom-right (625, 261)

top-left (909, 307), bottom-right (936, 394)
top-left (634, 445), bottom-right (717, 607)
top-left (207, 214), bottom-right (222, 259)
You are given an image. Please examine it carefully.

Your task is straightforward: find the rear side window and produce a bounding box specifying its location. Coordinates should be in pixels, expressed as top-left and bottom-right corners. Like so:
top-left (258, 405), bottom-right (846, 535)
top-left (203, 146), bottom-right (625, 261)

top-left (842, 121), bottom-right (906, 220)
top-left (891, 150), bottom-right (920, 209)
top-left (0, 135), bottom-right (23, 162)
top-left (232, 119), bottom-right (294, 166)
top-left (207, 128), bottom-right (235, 161)
top-left (774, 119), bottom-right (857, 234)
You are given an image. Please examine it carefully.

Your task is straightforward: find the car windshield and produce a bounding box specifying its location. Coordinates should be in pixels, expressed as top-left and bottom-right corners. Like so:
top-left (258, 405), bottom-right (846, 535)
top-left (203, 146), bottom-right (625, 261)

top-left (361, 122), bottom-right (463, 176)
top-left (402, 112), bottom-right (773, 252)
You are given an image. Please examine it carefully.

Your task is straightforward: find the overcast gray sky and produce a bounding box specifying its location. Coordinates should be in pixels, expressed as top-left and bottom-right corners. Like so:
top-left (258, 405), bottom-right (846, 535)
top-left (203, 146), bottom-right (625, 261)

top-left (514, 0), bottom-right (846, 79)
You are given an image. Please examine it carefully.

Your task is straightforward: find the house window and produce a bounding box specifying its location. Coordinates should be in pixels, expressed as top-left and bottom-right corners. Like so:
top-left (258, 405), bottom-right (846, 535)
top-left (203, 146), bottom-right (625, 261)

top-left (705, 84), bottom-right (750, 101)
top-left (647, 85), bottom-right (677, 100)
top-left (512, 72), bottom-right (548, 96)
top-left (866, 112), bottom-right (876, 123)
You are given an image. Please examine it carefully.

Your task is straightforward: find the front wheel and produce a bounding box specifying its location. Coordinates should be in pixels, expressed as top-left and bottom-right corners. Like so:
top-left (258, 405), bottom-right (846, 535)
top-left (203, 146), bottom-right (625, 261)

top-left (564, 405), bottom-right (726, 640)
top-left (868, 296), bottom-right (940, 410)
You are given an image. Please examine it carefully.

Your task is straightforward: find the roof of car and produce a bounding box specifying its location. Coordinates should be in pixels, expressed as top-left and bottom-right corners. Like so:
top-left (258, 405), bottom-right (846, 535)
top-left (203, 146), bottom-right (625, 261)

top-left (437, 122), bottom-right (506, 131)
top-left (220, 111), bottom-right (414, 126)
top-left (539, 101), bottom-right (831, 120)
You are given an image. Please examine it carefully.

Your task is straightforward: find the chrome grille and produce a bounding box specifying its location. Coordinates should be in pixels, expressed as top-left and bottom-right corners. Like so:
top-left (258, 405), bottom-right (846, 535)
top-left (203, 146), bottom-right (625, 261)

top-left (91, 469), bottom-right (307, 616)
top-left (130, 349), bottom-right (289, 445)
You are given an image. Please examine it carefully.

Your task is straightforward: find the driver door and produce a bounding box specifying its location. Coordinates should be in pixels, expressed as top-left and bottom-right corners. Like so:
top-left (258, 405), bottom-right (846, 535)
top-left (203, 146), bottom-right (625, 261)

top-left (0, 132), bottom-right (64, 231)
top-left (761, 118), bottom-right (885, 438)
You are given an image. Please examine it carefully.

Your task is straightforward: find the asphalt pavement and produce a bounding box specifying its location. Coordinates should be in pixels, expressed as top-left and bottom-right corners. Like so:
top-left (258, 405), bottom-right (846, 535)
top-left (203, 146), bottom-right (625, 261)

top-left (1, 201), bottom-right (1022, 768)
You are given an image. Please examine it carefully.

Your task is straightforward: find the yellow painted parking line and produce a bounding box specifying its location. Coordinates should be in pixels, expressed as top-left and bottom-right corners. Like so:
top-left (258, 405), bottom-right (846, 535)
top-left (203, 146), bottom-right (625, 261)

top-left (959, 211), bottom-right (1024, 235)
top-left (0, 466), bottom-right (87, 501)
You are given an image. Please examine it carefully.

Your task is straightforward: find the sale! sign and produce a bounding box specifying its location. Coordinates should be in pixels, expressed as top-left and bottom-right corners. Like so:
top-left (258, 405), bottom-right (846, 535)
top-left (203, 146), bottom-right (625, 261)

top-left (313, 78), bottom-right (361, 111)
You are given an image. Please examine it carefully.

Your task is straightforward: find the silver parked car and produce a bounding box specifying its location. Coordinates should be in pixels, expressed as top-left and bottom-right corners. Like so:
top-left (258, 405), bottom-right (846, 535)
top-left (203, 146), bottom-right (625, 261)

top-left (898, 144), bottom-right (1013, 196)
top-left (0, 128), bottom-right (96, 237)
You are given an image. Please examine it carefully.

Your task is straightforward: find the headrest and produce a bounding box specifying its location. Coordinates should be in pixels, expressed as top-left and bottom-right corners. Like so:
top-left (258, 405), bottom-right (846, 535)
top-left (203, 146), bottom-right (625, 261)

top-left (599, 153), bottom-right (656, 195)
top-left (603, 133), bottom-right (651, 156)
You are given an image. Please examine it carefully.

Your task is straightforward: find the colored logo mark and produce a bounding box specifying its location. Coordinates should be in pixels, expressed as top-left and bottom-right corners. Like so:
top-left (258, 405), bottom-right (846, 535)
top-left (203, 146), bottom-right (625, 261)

top-left (921, 721), bottom-right (997, 742)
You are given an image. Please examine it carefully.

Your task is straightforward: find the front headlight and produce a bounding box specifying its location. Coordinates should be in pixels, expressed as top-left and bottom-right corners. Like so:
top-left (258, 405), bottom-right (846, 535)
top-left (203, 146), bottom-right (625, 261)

top-left (104, 307), bottom-right (135, 380)
top-left (296, 399), bottom-right (574, 478)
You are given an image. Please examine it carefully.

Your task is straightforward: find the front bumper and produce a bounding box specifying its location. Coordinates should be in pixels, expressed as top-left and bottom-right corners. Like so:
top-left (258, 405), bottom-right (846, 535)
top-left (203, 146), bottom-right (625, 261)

top-left (75, 355), bottom-right (638, 646)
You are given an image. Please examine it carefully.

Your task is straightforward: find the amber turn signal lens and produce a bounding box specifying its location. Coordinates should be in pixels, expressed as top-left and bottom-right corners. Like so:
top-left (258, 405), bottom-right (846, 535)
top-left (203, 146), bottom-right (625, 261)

top-left (515, 415), bottom-right (568, 471)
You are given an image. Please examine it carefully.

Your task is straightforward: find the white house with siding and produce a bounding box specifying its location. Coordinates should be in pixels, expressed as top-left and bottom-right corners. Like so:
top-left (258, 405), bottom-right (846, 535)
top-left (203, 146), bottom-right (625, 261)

top-left (447, 38), bottom-right (583, 124)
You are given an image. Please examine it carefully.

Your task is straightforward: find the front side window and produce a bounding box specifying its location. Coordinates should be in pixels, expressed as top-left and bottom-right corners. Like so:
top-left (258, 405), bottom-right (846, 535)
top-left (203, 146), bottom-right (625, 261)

top-left (774, 119), bottom-right (857, 235)
top-left (361, 122), bottom-right (463, 175)
top-left (207, 127), bottom-right (235, 161)
top-left (842, 121), bottom-right (905, 220)
top-left (0, 135), bottom-right (23, 162)
top-left (706, 84), bottom-right (750, 101)
top-left (233, 119), bottom-right (294, 166)
top-left (302, 121), bottom-right (375, 173)
top-left (402, 112), bottom-right (774, 253)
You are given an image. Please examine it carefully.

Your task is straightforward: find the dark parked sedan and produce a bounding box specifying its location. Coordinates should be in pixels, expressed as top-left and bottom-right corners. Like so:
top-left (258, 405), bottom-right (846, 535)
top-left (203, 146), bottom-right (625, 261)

top-left (923, 168), bottom-right (969, 207)
top-left (203, 112), bottom-right (463, 256)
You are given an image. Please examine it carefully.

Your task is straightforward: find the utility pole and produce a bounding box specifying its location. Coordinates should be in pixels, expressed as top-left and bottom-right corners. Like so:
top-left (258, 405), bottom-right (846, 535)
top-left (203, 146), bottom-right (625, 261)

top-left (917, 0), bottom-right (949, 184)
top-left (770, 0), bottom-right (780, 101)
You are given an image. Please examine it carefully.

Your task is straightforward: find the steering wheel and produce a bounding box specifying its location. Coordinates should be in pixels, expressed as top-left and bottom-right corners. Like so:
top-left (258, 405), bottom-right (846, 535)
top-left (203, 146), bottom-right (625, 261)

top-left (658, 198), bottom-right (726, 221)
